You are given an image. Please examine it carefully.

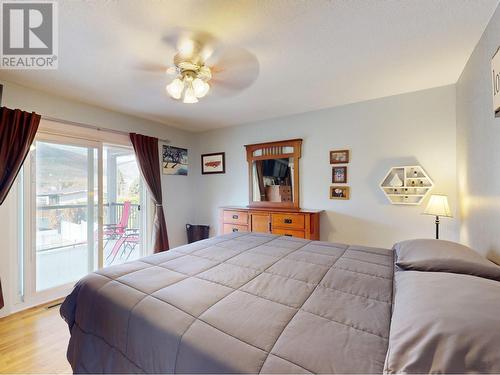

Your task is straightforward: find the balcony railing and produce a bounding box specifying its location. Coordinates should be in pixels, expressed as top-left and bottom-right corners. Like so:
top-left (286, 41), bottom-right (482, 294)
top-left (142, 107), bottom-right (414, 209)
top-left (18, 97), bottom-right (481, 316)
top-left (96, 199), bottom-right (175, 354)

top-left (108, 202), bottom-right (140, 229)
top-left (37, 202), bottom-right (140, 224)
top-left (36, 201), bottom-right (140, 253)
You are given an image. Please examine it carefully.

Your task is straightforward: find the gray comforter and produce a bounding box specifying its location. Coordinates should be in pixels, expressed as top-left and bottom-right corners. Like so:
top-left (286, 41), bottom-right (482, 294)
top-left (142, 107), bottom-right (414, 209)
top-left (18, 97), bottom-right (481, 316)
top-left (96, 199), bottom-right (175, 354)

top-left (61, 232), bottom-right (394, 374)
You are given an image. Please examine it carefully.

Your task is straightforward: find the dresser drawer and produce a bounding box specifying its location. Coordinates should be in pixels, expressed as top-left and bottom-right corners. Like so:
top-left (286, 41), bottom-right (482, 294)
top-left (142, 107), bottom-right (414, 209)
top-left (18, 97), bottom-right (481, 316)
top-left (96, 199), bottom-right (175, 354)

top-left (250, 213), bottom-right (271, 233)
top-left (272, 228), bottom-right (305, 239)
top-left (271, 213), bottom-right (305, 230)
top-left (223, 224), bottom-right (248, 234)
top-left (223, 210), bottom-right (248, 225)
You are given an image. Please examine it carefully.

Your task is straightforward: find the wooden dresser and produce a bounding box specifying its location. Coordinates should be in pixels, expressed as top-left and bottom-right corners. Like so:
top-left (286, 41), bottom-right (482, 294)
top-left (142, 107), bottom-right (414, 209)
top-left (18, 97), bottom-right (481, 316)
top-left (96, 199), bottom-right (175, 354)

top-left (219, 206), bottom-right (322, 240)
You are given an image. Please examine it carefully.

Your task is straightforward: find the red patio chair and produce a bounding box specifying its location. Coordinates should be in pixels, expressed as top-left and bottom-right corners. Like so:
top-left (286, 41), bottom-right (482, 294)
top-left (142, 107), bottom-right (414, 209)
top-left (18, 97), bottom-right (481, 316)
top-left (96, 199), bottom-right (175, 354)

top-left (123, 228), bottom-right (140, 261)
top-left (103, 201), bottom-right (131, 239)
top-left (104, 201), bottom-right (132, 263)
top-left (107, 228), bottom-right (139, 264)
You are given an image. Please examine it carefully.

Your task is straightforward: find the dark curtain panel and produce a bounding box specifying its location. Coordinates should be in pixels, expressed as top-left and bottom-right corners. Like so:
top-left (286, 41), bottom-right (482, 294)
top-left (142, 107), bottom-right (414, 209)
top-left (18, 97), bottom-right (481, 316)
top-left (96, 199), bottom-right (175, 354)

top-left (130, 133), bottom-right (169, 253)
top-left (0, 107), bottom-right (41, 309)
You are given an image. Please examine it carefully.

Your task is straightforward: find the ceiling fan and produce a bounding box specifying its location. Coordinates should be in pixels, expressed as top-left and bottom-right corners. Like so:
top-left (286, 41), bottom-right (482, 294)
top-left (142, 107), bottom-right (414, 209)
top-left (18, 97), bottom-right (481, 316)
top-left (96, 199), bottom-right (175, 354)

top-left (165, 38), bottom-right (213, 103)
top-left (136, 31), bottom-right (259, 104)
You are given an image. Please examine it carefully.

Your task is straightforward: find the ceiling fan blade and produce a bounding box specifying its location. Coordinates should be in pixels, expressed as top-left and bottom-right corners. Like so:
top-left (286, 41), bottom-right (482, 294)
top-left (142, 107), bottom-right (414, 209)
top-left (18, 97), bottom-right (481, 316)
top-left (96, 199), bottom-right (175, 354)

top-left (134, 31), bottom-right (258, 98)
top-left (208, 47), bottom-right (259, 95)
top-left (166, 66), bottom-right (177, 75)
top-left (160, 33), bottom-right (179, 51)
top-left (133, 61), bottom-right (170, 74)
top-left (162, 29), bottom-right (219, 63)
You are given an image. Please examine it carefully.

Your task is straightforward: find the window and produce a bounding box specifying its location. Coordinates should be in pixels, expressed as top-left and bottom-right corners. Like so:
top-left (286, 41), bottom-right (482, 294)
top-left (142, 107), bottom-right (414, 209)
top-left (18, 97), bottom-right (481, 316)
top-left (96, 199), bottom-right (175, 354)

top-left (20, 121), bottom-right (149, 301)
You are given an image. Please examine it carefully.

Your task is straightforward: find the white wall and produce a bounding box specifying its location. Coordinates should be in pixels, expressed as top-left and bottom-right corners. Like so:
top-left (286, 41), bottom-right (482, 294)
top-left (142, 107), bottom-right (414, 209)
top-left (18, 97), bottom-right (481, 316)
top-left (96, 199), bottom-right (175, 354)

top-left (0, 80), bottom-right (197, 316)
top-left (194, 85), bottom-right (459, 249)
top-left (456, 6), bottom-right (500, 262)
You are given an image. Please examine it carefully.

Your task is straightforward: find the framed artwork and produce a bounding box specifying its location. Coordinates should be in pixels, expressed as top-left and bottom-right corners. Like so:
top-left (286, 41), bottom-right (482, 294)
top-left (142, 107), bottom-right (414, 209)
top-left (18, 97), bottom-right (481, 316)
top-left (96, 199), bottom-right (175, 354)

top-left (332, 166), bottom-right (347, 183)
top-left (330, 186), bottom-right (350, 200)
top-left (162, 145), bottom-right (188, 175)
top-left (330, 149), bottom-right (350, 164)
top-left (201, 152), bottom-right (225, 174)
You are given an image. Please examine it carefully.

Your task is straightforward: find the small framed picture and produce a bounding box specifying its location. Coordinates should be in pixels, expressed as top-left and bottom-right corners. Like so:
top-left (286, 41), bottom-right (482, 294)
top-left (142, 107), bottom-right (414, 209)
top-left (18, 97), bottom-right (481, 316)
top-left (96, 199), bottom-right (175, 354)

top-left (330, 186), bottom-right (350, 200)
top-left (201, 152), bottom-right (225, 174)
top-left (162, 145), bottom-right (188, 175)
top-left (330, 149), bottom-right (350, 164)
top-left (332, 166), bottom-right (347, 183)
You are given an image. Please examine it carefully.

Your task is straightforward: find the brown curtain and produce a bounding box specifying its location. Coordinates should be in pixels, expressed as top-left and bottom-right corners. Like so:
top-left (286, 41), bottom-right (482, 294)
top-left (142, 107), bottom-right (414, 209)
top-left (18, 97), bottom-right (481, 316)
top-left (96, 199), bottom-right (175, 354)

top-left (130, 133), bottom-right (169, 253)
top-left (0, 107), bottom-right (41, 309)
top-left (256, 161), bottom-right (266, 201)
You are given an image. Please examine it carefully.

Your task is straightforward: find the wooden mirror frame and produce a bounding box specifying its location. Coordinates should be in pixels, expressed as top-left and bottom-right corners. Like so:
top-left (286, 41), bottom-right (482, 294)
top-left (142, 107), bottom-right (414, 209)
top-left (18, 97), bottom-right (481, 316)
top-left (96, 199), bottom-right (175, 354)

top-left (245, 139), bottom-right (302, 209)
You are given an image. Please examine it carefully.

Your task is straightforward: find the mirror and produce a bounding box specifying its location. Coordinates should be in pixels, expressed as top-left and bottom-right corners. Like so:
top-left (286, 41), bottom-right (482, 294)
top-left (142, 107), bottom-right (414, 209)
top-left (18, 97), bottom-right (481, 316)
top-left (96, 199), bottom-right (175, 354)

top-left (245, 139), bottom-right (302, 209)
top-left (252, 158), bottom-right (294, 203)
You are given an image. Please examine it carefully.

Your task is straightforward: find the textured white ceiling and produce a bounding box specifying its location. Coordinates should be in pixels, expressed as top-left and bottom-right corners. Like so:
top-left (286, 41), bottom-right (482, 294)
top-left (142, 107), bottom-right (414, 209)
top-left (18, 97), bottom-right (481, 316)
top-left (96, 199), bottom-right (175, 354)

top-left (0, 0), bottom-right (498, 131)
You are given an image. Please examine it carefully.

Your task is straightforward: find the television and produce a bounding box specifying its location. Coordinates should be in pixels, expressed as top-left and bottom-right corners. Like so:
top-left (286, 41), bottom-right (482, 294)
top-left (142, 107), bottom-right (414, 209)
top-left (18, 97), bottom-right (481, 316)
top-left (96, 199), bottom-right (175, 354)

top-left (262, 158), bottom-right (289, 179)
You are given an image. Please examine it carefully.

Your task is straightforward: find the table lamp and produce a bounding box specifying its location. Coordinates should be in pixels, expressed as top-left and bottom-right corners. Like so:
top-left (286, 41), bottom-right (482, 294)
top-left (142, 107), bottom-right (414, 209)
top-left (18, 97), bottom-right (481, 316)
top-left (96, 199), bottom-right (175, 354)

top-left (423, 194), bottom-right (452, 239)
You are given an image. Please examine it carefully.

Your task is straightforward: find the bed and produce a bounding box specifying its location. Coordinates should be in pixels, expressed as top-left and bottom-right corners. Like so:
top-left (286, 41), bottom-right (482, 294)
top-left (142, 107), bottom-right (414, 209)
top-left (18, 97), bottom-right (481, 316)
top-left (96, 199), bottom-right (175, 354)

top-left (61, 233), bottom-right (500, 374)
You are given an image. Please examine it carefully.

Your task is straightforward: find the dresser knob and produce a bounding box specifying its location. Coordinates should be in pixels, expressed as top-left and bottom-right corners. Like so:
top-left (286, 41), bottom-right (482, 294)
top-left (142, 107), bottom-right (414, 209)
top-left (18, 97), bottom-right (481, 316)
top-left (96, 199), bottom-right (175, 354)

top-left (284, 218), bottom-right (292, 224)
top-left (232, 228), bottom-right (239, 232)
top-left (232, 215), bottom-right (239, 219)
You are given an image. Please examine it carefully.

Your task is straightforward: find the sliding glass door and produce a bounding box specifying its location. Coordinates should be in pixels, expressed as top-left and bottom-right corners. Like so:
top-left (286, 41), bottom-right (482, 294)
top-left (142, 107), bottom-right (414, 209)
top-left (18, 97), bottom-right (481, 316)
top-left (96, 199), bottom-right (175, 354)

top-left (103, 145), bottom-right (144, 267)
top-left (24, 134), bottom-right (146, 296)
top-left (33, 139), bottom-right (98, 291)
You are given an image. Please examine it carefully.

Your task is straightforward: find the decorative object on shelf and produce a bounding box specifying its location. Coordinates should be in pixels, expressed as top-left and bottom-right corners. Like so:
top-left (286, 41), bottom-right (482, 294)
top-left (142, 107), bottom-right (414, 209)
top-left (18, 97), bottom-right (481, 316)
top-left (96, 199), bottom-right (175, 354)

top-left (380, 165), bottom-right (433, 205)
top-left (492, 46), bottom-right (500, 117)
top-left (332, 166), bottom-right (347, 183)
top-left (423, 194), bottom-right (452, 239)
top-left (162, 145), bottom-right (188, 175)
top-left (389, 173), bottom-right (403, 187)
top-left (330, 186), bottom-right (350, 200)
top-left (201, 152), bottom-right (225, 174)
top-left (330, 149), bottom-right (349, 164)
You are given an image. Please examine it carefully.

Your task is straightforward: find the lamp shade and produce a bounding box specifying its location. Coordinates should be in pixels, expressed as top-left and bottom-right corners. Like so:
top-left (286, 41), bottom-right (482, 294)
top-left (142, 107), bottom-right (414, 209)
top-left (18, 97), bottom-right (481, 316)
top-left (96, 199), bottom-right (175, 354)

top-left (423, 194), bottom-right (452, 217)
top-left (166, 78), bottom-right (184, 99)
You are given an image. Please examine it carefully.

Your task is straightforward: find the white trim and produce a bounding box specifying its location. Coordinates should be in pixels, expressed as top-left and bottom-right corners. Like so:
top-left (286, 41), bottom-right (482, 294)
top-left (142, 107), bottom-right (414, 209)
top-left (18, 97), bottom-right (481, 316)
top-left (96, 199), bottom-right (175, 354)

top-left (97, 146), bottom-right (104, 269)
top-left (39, 119), bottom-right (131, 146)
top-left (41, 116), bottom-right (171, 144)
top-left (7, 180), bottom-right (21, 308)
top-left (22, 150), bottom-right (35, 300)
top-left (25, 136), bottom-right (101, 297)
top-left (8, 284), bottom-right (73, 316)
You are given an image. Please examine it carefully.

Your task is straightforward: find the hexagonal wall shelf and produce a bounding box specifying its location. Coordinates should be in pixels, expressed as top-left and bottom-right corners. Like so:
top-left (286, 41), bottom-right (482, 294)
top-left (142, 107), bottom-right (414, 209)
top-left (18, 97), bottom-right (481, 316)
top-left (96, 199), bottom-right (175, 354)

top-left (380, 165), bottom-right (433, 205)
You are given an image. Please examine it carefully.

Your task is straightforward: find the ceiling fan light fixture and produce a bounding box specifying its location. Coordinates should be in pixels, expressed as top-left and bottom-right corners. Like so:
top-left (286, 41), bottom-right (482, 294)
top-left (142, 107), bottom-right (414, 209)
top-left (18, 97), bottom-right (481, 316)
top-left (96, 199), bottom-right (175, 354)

top-left (192, 78), bottom-right (209, 98)
top-left (166, 78), bottom-right (184, 99)
top-left (183, 81), bottom-right (199, 104)
top-left (166, 46), bottom-right (213, 103)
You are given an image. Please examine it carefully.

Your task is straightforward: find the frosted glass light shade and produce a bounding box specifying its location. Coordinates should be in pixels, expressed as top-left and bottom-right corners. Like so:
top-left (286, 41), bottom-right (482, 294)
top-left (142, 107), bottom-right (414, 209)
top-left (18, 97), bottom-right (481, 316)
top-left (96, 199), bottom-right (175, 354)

top-left (192, 78), bottom-right (209, 98)
top-left (183, 82), bottom-right (198, 103)
top-left (166, 78), bottom-right (184, 99)
top-left (423, 194), bottom-right (452, 217)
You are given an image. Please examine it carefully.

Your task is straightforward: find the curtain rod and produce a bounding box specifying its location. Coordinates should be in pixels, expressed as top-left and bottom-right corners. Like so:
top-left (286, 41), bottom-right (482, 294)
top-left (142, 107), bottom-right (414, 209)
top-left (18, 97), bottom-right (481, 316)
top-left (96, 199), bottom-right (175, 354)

top-left (42, 115), bottom-right (171, 144)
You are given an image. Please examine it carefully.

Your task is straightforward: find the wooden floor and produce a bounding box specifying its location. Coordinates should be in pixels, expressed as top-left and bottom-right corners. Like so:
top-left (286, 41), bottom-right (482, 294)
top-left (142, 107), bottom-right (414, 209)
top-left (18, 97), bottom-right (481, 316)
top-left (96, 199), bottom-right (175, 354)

top-left (0, 300), bottom-right (71, 374)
